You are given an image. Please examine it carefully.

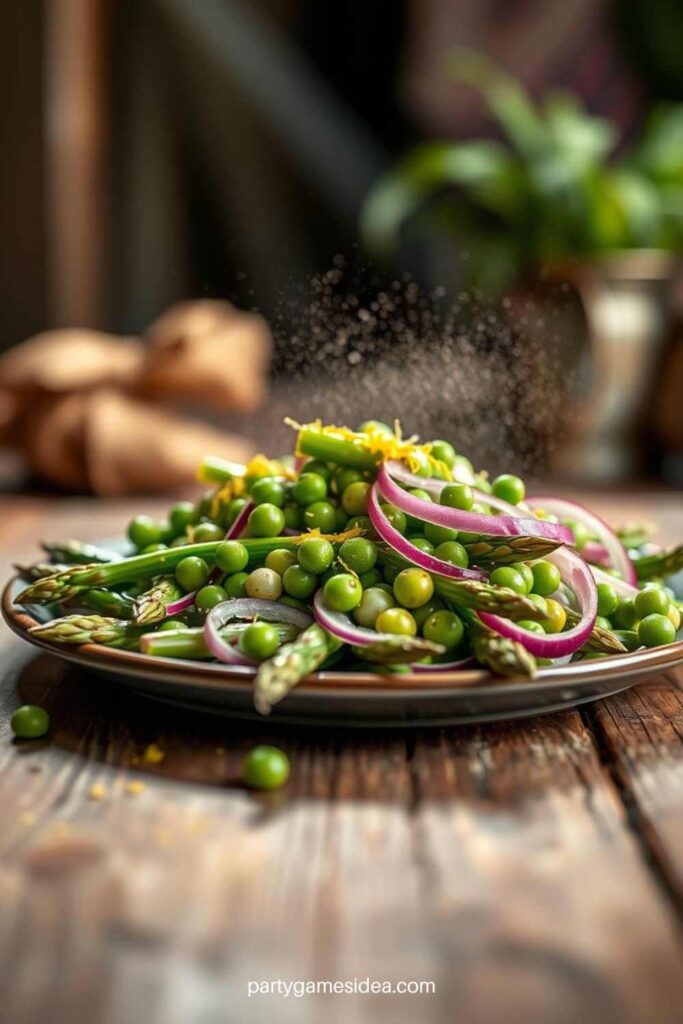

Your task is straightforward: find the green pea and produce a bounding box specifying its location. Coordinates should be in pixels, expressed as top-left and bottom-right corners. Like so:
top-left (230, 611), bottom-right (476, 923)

top-left (422, 610), bottom-right (464, 650)
top-left (11, 704), bottom-right (50, 739)
top-left (489, 566), bottom-right (527, 595)
top-left (250, 476), bottom-right (286, 508)
top-left (282, 564), bottom-right (317, 599)
top-left (298, 537), bottom-right (334, 574)
top-left (303, 501), bottom-right (337, 533)
top-left (393, 568), bottom-right (434, 609)
top-left (596, 581), bottom-right (619, 617)
top-left (339, 537), bottom-right (377, 574)
top-left (226, 497), bottom-right (248, 527)
top-left (353, 587), bottom-right (395, 628)
top-left (127, 515), bottom-right (164, 549)
top-left (516, 620), bottom-right (545, 635)
top-left (359, 567), bottom-right (383, 588)
top-left (341, 481), bottom-right (371, 516)
top-left (333, 467), bottom-right (363, 495)
top-left (429, 440), bottom-right (456, 470)
top-left (215, 540), bottom-right (249, 575)
top-left (634, 585), bottom-right (670, 619)
top-left (239, 623), bottom-right (280, 661)
top-left (491, 474), bottom-right (525, 505)
top-left (241, 745), bottom-right (290, 790)
top-left (175, 556), bottom-right (210, 591)
top-left (292, 472), bottom-right (327, 506)
top-left (638, 613), bottom-right (675, 648)
top-left (283, 502), bottom-right (303, 531)
top-left (531, 560), bottom-right (561, 597)
top-left (265, 548), bottom-right (297, 576)
top-left (192, 521), bottom-right (224, 543)
top-left (169, 501), bottom-right (198, 534)
top-left (195, 584), bottom-right (228, 613)
top-left (322, 573), bottom-right (363, 612)
top-left (224, 571), bottom-right (249, 599)
top-left (408, 536), bottom-right (435, 555)
top-left (380, 504), bottom-right (407, 535)
top-left (434, 541), bottom-right (468, 568)
top-left (424, 522), bottom-right (458, 546)
top-left (358, 419), bottom-right (393, 437)
top-left (612, 598), bottom-right (639, 630)
top-left (247, 503), bottom-right (285, 538)
top-left (439, 483), bottom-right (473, 511)
top-left (302, 459), bottom-right (332, 481)
top-left (141, 543), bottom-right (167, 554)
top-left (375, 607), bottom-right (416, 636)
top-left (511, 562), bottom-right (534, 594)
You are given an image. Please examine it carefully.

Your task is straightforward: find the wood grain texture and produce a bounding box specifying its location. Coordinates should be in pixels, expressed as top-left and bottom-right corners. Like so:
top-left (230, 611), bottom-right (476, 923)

top-left (1, 493), bottom-right (683, 1024)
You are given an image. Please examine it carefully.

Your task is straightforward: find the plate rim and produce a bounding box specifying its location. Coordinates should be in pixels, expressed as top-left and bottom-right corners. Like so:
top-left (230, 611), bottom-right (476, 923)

top-left (4, 575), bottom-right (683, 702)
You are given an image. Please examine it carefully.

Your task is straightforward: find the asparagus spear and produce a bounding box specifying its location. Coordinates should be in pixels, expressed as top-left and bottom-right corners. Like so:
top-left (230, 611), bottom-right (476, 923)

top-left (616, 522), bottom-right (655, 549)
top-left (140, 622), bottom-right (298, 659)
top-left (132, 576), bottom-right (184, 626)
top-left (42, 539), bottom-right (121, 564)
top-left (294, 425), bottom-right (379, 470)
top-left (29, 615), bottom-right (143, 649)
top-left (378, 547), bottom-right (545, 621)
top-left (462, 610), bottom-right (537, 678)
top-left (16, 535), bottom-right (308, 605)
top-left (632, 544), bottom-right (683, 581)
top-left (563, 608), bottom-right (627, 654)
top-left (464, 535), bottom-right (561, 565)
top-left (253, 624), bottom-right (342, 714)
top-left (15, 562), bottom-right (70, 582)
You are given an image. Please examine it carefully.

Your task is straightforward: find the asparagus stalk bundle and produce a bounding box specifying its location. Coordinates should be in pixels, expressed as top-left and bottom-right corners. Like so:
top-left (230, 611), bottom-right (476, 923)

top-left (42, 539), bottom-right (121, 564)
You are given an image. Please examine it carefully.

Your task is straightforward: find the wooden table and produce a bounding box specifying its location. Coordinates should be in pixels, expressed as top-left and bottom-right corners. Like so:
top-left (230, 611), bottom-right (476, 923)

top-left (2, 491), bottom-right (683, 1024)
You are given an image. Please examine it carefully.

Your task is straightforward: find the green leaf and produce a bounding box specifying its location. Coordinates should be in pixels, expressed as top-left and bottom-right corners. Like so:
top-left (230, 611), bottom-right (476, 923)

top-left (628, 104), bottom-right (683, 184)
top-left (448, 48), bottom-right (546, 159)
top-left (361, 140), bottom-right (521, 254)
top-left (542, 91), bottom-right (615, 169)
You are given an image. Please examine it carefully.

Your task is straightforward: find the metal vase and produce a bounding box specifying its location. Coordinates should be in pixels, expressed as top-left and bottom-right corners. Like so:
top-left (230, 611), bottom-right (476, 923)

top-left (554, 250), bottom-right (675, 481)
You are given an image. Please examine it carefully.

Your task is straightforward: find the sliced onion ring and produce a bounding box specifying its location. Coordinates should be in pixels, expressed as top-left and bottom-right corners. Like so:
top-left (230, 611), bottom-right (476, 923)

top-left (526, 495), bottom-right (637, 586)
top-left (379, 463), bottom-right (572, 543)
top-left (368, 484), bottom-right (487, 581)
top-left (478, 547), bottom-right (598, 658)
top-left (204, 598), bottom-right (312, 665)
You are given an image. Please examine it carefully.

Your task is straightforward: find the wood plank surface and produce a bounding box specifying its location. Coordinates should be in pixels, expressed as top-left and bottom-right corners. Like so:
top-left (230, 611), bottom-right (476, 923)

top-left (1, 493), bottom-right (683, 1024)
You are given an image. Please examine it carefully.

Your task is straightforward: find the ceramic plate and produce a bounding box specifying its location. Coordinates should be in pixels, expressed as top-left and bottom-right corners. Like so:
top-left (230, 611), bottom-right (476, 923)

top-left (4, 573), bottom-right (683, 726)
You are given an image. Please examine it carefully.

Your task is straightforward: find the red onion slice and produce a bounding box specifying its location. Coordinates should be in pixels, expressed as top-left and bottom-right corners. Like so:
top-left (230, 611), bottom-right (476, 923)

top-left (368, 484), bottom-right (487, 581)
top-left (204, 598), bottom-right (311, 665)
top-left (165, 592), bottom-right (197, 616)
top-left (526, 495), bottom-right (637, 586)
top-left (582, 541), bottom-right (610, 566)
top-left (378, 463), bottom-right (572, 543)
top-left (478, 547), bottom-right (598, 658)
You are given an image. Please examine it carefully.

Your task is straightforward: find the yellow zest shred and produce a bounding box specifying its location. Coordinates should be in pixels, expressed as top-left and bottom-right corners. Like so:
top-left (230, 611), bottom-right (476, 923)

top-left (290, 526), bottom-right (363, 545)
top-left (88, 782), bottom-right (107, 801)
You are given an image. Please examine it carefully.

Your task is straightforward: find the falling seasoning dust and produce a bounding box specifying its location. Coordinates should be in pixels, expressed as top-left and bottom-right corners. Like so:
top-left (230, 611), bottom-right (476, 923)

top-left (232, 257), bottom-right (585, 477)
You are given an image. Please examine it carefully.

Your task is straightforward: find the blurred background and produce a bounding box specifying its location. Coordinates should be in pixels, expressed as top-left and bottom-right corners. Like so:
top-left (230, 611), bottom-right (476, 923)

top-left (3, 0), bottom-right (683, 493)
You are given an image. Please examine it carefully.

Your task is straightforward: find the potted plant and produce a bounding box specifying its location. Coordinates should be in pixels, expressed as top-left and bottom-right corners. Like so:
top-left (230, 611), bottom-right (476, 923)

top-left (361, 51), bottom-right (683, 479)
